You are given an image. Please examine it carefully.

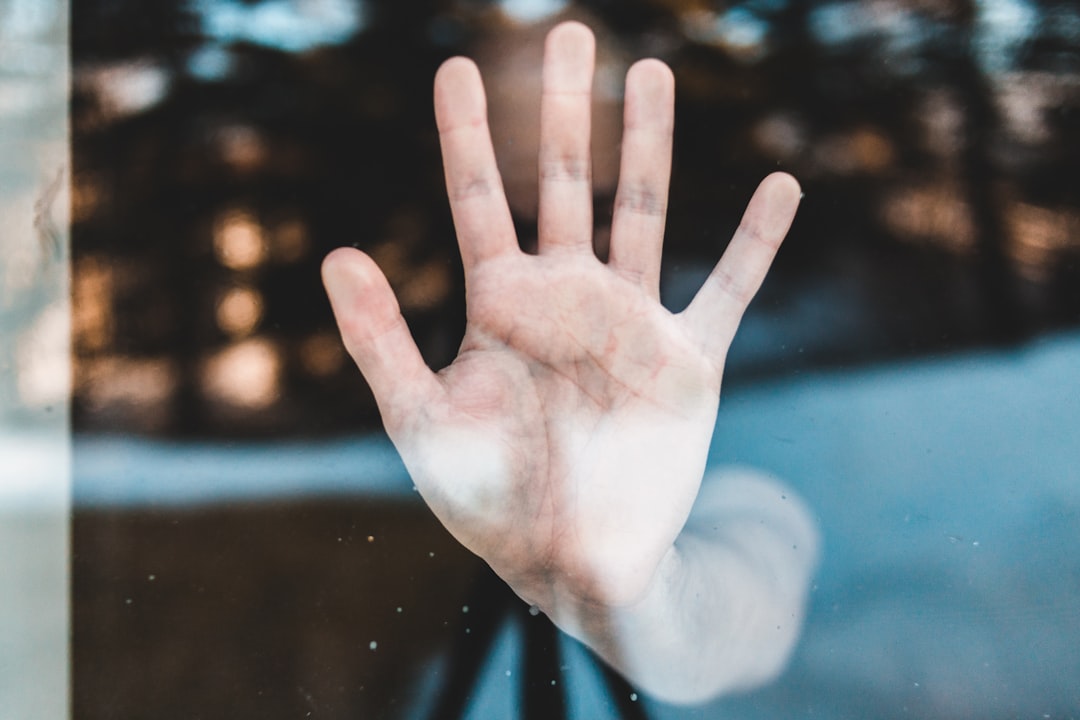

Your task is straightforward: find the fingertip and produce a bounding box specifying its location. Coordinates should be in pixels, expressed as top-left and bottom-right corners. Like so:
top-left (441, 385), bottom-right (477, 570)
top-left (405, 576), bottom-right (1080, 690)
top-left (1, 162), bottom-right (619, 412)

top-left (544, 21), bottom-right (596, 92)
top-left (321, 245), bottom-right (359, 277)
top-left (624, 59), bottom-right (675, 131)
top-left (761, 172), bottom-right (802, 202)
top-left (434, 57), bottom-right (486, 131)
top-left (747, 172), bottom-right (802, 242)
top-left (626, 58), bottom-right (675, 92)
top-left (435, 56), bottom-right (481, 87)
top-left (321, 246), bottom-right (371, 301)
top-left (546, 20), bottom-right (596, 53)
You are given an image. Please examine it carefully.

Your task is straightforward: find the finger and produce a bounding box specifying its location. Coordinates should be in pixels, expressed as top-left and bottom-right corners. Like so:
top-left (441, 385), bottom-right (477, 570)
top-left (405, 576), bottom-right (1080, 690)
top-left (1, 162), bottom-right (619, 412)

top-left (538, 21), bottom-right (595, 255)
top-left (608, 59), bottom-right (674, 296)
top-left (680, 173), bottom-right (801, 365)
top-left (322, 248), bottom-right (445, 430)
top-left (434, 57), bottom-right (518, 270)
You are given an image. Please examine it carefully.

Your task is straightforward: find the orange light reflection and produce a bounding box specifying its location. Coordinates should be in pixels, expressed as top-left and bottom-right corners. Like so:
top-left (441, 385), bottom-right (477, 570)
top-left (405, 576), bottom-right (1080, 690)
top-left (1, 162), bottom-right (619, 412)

top-left (215, 285), bottom-right (264, 337)
top-left (201, 338), bottom-right (281, 409)
top-left (214, 209), bottom-right (267, 270)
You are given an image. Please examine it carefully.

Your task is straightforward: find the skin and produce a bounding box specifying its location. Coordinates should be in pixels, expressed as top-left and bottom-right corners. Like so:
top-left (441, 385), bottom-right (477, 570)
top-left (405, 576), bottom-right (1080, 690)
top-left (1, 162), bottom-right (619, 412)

top-left (323, 22), bottom-right (815, 703)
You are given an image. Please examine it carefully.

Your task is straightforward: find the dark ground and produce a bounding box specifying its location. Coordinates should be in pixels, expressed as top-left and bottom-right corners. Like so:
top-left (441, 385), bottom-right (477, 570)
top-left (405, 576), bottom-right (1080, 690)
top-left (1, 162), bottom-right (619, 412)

top-left (73, 500), bottom-right (481, 720)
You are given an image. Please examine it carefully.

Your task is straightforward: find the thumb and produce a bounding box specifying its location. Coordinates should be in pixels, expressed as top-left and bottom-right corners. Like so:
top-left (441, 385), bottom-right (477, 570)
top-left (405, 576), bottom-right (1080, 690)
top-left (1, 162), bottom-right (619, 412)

top-left (322, 247), bottom-right (444, 430)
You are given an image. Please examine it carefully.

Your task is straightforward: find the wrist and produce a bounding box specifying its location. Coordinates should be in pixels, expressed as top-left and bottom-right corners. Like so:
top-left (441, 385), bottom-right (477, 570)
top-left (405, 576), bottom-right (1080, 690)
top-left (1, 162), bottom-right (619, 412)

top-left (527, 541), bottom-right (684, 642)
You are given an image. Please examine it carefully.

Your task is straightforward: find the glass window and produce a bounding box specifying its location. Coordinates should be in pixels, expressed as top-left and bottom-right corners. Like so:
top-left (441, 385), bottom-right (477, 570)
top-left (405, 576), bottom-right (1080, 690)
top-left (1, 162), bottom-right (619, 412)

top-left (6, 0), bottom-right (1079, 717)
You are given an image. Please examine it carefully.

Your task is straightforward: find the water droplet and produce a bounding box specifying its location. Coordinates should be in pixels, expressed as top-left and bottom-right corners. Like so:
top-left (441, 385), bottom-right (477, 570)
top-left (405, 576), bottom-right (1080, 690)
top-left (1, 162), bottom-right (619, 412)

top-left (528, 605), bottom-right (540, 616)
top-left (367, 535), bottom-right (375, 543)
top-left (505, 670), bottom-right (512, 677)
top-left (428, 551), bottom-right (435, 558)
top-left (369, 641), bottom-right (378, 651)
top-left (147, 574), bottom-right (156, 581)
top-left (550, 680), bottom-right (557, 686)
top-left (124, 598), bottom-right (132, 605)
top-left (630, 692), bottom-right (638, 702)
top-left (462, 605), bottom-right (469, 614)
top-left (396, 607), bottom-right (403, 613)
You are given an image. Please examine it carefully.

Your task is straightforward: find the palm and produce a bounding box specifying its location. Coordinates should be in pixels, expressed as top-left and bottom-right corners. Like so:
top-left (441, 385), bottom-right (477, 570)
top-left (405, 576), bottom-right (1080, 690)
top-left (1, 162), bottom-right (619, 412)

top-left (421, 254), bottom-right (716, 602)
top-left (323, 23), bottom-right (801, 609)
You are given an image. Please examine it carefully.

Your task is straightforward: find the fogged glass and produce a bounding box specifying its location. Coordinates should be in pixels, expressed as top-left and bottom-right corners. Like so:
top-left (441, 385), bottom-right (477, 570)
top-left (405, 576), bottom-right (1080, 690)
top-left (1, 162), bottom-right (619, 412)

top-left (68, 0), bottom-right (1079, 718)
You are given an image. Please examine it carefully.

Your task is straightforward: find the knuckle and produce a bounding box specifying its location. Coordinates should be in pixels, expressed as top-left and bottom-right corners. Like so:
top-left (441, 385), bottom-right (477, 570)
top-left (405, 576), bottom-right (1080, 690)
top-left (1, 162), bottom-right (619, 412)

top-left (615, 183), bottom-right (666, 217)
top-left (539, 154), bottom-right (591, 183)
top-left (449, 173), bottom-right (500, 201)
top-left (711, 265), bottom-right (753, 305)
top-left (737, 219), bottom-right (781, 251)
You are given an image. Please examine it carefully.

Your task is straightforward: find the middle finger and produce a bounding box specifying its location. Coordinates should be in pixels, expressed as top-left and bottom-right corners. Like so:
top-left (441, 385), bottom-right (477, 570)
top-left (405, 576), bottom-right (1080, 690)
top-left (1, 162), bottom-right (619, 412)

top-left (537, 22), bottom-right (595, 255)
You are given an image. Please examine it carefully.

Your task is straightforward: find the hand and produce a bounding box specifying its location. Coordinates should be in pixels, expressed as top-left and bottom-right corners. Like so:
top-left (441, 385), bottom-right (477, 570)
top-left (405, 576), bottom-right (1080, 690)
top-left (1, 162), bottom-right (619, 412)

top-left (322, 22), bottom-right (801, 613)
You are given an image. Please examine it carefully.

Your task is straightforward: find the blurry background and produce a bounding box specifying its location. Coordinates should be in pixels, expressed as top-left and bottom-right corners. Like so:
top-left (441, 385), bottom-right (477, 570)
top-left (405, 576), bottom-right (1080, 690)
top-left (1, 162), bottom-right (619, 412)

top-left (69, 0), bottom-right (1080, 718)
top-left (71, 0), bottom-right (1080, 437)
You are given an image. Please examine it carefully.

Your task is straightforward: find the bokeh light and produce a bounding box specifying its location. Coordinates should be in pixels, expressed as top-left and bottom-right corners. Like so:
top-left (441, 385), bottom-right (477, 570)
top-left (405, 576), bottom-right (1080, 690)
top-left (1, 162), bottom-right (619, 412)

top-left (214, 209), bottom-right (267, 271)
top-left (201, 338), bottom-right (282, 409)
top-left (215, 285), bottom-right (264, 337)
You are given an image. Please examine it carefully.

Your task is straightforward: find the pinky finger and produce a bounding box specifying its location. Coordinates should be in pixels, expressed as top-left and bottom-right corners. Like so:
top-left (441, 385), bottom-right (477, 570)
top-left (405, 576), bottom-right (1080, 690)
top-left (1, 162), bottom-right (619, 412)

top-left (680, 173), bottom-right (801, 367)
top-left (322, 248), bottom-right (445, 431)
